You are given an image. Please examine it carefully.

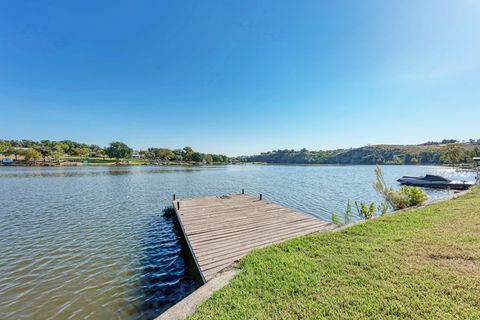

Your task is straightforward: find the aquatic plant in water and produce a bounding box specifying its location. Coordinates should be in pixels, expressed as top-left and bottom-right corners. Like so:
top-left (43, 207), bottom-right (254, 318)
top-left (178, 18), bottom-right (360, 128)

top-left (162, 206), bottom-right (176, 217)
top-left (331, 212), bottom-right (342, 226)
top-left (344, 199), bottom-right (353, 224)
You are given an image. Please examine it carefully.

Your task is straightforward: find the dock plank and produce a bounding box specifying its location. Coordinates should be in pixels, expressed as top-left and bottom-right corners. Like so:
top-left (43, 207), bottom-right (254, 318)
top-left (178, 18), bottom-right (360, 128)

top-left (173, 194), bottom-right (336, 282)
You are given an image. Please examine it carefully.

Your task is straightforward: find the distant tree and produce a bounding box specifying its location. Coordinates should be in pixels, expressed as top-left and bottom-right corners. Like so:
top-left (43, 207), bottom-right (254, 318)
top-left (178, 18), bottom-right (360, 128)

top-left (24, 148), bottom-right (41, 164)
top-left (158, 148), bottom-right (175, 160)
top-left (0, 141), bottom-right (7, 154)
top-left (36, 146), bottom-right (52, 162)
top-left (191, 152), bottom-right (203, 163)
top-left (204, 154), bottom-right (213, 163)
top-left (392, 155), bottom-right (403, 164)
top-left (212, 154), bottom-right (223, 162)
top-left (183, 146), bottom-right (194, 161)
top-left (440, 144), bottom-right (464, 164)
top-left (73, 147), bottom-right (90, 157)
top-left (470, 146), bottom-right (480, 159)
top-left (2, 146), bottom-right (15, 160)
top-left (16, 148), bottom-right (27, 160)
top-left (51, 151), bottom-right (63, 163)
top-left (106, 141), bottom-right (133, 163)
top-left (54, 143), bottom-right (68, 153)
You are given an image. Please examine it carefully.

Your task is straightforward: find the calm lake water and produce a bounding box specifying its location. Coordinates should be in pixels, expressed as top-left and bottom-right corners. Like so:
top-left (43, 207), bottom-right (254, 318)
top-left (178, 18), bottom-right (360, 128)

top-left (0, 165), bottom-right (475, 319)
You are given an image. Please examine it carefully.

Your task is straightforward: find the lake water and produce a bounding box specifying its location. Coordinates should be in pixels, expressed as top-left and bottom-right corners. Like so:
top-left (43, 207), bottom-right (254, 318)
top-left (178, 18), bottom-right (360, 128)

top-left (0, 165), bottom-right (475, 319)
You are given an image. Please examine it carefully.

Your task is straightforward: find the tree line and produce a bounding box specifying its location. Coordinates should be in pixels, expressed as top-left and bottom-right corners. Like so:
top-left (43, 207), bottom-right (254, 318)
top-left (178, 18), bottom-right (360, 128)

top-left (238, 143), bottom-right (480, 165)
top-left (0, 139), bottom-right (229, 164)
top-left (139, 146), bottom-right (228, 163)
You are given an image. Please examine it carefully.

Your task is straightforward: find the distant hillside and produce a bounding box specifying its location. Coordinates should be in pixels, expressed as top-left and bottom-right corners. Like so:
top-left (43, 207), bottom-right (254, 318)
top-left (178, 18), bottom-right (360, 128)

top-left (240, 143), bottom-right (480, 165)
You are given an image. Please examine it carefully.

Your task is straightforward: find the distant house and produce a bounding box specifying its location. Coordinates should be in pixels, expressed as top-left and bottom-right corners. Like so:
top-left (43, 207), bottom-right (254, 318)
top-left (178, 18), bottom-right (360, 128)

top-left (132, 151), bottom-right (141, 159)
top-left (89, 151), bottom-right (105, 158)
top-left (2, 158), bottom-right (14, 165)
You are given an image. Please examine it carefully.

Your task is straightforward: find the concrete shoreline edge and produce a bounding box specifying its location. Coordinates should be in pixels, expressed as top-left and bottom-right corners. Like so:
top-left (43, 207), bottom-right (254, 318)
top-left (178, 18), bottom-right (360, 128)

top-left (155, 269), bottom-right (238, 320)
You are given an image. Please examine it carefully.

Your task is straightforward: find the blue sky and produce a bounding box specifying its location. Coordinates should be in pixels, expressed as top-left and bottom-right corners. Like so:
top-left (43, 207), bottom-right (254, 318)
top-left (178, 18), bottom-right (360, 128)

top-left (1, 1), bottom-right (479, 155)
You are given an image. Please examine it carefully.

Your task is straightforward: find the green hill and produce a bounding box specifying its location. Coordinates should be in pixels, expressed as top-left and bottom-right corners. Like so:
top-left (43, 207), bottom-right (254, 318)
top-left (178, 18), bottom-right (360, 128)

top-left (240, 143), bottom-right (480, 165)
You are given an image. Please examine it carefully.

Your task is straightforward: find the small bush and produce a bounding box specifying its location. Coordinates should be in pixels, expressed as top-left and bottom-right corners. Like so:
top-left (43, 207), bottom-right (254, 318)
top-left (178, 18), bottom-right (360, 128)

top-left (400, 186), bottom-right (428, 207)
top-left (378, 203), bottom-right (388, 216)
top-left (373, 166), bottom-right (427, 210)
top-left (355, 201), bottom-right (376, 219)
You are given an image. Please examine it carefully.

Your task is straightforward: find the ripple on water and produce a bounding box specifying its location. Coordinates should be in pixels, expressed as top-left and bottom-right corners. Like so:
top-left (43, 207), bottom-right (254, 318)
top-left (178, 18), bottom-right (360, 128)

top-left (0, 165), bottom-right (475, 319)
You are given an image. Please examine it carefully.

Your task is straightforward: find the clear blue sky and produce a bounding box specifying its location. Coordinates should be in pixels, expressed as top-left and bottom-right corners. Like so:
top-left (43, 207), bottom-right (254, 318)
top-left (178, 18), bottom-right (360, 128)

top-left (1, 1), bottom-right (479, 156)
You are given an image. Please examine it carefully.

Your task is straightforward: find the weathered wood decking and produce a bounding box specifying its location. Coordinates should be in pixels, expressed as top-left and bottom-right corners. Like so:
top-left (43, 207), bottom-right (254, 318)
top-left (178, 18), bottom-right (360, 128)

top-left (173, 193), bottom-right (337, 282)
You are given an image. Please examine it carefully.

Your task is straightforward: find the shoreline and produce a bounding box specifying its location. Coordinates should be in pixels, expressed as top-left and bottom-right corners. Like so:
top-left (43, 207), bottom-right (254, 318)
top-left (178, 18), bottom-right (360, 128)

top-left (156, 187), bottom-right (475, 320)
top-left (0, 161), bottom-right (473, 169)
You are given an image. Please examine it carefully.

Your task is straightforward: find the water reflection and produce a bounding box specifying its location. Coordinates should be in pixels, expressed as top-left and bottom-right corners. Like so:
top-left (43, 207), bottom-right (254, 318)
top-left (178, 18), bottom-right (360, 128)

top-left (0, 166), bottom-right (216, 178)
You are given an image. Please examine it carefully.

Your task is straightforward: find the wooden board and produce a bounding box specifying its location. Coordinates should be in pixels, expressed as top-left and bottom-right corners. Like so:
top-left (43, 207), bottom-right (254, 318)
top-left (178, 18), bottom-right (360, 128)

top-left (173, 194), bottom-right (337, 282)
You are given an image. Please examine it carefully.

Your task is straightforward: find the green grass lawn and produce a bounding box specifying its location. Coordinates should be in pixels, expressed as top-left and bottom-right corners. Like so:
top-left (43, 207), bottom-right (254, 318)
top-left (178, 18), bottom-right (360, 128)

top-left (189, 187), bottom-right (480, 319)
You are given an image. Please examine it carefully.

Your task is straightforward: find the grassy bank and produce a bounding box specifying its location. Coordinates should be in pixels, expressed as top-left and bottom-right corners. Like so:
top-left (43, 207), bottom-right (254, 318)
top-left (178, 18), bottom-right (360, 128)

top-left (190, 187), bottom-right (480, 319)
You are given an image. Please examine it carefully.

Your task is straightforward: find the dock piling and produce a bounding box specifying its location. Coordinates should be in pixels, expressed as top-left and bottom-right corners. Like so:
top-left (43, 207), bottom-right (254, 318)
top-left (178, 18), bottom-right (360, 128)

top-left (259, 194), bottom-right (262, 200)
top-left (177, 201), bottom-right (180, 210)
top-left (242, 189), bottom-right (244, 194)
top-left (173, 194), bottom-right (176, 201)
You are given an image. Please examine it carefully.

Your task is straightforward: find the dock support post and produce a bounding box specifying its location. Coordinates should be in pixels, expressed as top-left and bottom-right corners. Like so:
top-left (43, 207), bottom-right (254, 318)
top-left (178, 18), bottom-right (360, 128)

top-left (177, 201), bottom-right (180, 210)
top-left (242, 189), bottom-right (244, 195)
top-left (259, 194), bottom-right (262, 200)
top-left (173, 194), bottom-right (176, 201)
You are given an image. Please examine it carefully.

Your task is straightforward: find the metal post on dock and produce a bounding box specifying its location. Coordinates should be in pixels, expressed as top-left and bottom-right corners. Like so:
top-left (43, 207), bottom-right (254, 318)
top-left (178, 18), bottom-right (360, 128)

top-left (177, 201), bottom-right (180, 210)
top-left (242, 189), bottom-right (244, 194)
top-left (259, 194), bottom-right (262, 200)
top-left (173, 194), bottom-right (176, 201)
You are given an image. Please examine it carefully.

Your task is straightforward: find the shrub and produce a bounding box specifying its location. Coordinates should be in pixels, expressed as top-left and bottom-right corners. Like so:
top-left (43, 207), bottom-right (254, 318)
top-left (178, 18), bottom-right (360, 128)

top-left (400, 186), bottom-right (428, 207)
top-left (355, 201), bottom-right (376, 219)
top-left (373, 165), bottom-right (410, 210)
top-left (378, 203), bottom-right (388, 216)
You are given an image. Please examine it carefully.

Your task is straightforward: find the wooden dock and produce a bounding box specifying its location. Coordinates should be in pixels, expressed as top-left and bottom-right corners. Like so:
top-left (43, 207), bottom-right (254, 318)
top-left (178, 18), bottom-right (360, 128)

top-left (173, 193), bottom-right (337, 283)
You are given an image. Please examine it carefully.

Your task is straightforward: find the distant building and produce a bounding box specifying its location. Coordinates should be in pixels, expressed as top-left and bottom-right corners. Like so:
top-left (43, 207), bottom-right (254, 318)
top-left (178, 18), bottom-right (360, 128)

top-left (132, 151), bottom-right (141, 158)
